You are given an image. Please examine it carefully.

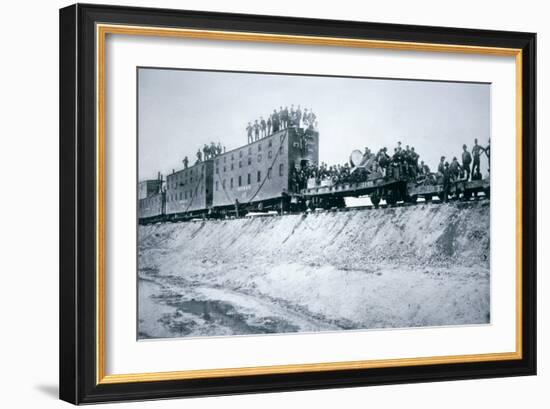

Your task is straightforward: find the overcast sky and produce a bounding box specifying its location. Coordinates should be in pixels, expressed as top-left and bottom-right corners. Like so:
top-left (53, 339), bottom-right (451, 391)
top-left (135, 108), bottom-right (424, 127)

top-left (138, 68), bottom-right (490, 180)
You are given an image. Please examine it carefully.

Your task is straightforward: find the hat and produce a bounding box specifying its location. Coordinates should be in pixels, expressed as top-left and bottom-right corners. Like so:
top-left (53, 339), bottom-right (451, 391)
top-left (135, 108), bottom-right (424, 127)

top-left (441, 156), bottom-right (445, 160)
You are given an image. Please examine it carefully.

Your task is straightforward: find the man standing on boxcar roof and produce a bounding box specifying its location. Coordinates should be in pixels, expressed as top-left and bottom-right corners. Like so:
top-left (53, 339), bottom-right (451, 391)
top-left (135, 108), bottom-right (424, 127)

top-left (272, 109), bottom-right (279, 133)
top-left (283, 106), bottom-right (290, 129)
top-left (196, 149), bottom-right (202, 163)
top-left (279, 106), bottom-right (285, 129)
top-left (260, 116), bottom-right (267, 138)
top-left (461, 144), bottom-right (472, 181)
top-left (267, 115), bottom-right (272, 136)
top-left (296, 105), bottom-right (302, 127)
top-left (183, 156), bottom-right (189, 169)
top-left (246, 122), bottom-right (253, 144)
top-left (254, 119), bottom-right (260, 141)
top-left (309, 109), bottom-right (317, 129)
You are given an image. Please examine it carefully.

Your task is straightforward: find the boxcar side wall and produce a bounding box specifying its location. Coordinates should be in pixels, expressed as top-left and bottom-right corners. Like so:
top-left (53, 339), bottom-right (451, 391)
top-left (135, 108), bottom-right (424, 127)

top-left (138, 192), bottom-right (165, 220)
top-left (212, 128), bottom-right (292, 208)
top-left (165, 160), bottom-right (213, 215)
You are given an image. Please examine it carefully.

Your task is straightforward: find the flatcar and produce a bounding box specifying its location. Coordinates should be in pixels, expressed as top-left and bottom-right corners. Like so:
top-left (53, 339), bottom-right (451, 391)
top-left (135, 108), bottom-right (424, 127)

top-left (301, 168), bottom-right (489, 209)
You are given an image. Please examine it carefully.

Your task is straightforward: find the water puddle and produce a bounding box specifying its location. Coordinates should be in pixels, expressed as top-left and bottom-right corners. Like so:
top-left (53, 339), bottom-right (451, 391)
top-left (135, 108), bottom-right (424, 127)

top-left (138, 277), bottom-right (300, 339)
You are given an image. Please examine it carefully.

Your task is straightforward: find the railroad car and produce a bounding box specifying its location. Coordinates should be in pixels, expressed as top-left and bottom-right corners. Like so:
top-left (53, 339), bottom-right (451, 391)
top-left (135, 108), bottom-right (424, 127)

top-left (137, 124), bottom-right (490, 224)
top-left (301, 164), bottom-right (489, 209)
top-left (138, 192), bottom-right (165, 224)
top-left (210, 127), bottom-right (319, 215)
top-left (164, 160), bottom-right (214, 221)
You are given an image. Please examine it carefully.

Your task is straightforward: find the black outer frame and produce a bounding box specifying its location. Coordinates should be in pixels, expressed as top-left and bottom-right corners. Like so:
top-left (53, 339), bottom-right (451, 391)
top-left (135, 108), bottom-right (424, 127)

top-left (59, 3), bottom-right (536, 405)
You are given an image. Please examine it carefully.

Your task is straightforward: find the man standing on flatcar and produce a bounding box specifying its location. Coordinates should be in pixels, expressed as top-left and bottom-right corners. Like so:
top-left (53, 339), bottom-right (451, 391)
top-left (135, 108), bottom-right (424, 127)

top-left (449, 157), bottom-right (461, 181)
top-left (471, 138), bottom-right (485, 176)
top-left (421, 161), bottom-right (430, 175)
top-left (402, 145), bottom-right (411, 177)
top-left (442, 162), bottom-right (451, 202)
top-left (246, 122), bottom-right (253, 144)
top-left (410, 146), bottom-right (419, 177)
top-left (461, 144), bottom-right (472, 181)
top-left (438, 156), bottom-right (446, 174)
top-left (377, 147), bottom-right (390, 176)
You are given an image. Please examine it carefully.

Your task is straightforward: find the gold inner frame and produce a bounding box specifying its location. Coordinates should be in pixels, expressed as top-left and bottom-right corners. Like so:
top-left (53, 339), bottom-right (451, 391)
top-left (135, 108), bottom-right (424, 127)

top-left (95, 23), bottom-right (523, 385)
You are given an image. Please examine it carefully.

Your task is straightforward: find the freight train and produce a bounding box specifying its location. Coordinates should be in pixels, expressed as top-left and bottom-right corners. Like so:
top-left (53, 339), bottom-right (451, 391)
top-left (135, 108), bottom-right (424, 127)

top-left (138, 126), bottom-right (489, 224)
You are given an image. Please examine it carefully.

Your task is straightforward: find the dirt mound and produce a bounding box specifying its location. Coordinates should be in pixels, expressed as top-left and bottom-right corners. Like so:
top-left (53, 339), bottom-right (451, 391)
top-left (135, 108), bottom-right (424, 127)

top-left (139, 201), bottom-right (490, 271)
top-left (138, 202), bottom-right (490, 336)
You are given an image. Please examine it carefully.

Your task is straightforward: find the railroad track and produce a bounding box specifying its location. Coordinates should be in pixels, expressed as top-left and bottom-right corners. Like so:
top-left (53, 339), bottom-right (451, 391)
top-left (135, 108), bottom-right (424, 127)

top-left (162, 196), bottom-right (489, 224)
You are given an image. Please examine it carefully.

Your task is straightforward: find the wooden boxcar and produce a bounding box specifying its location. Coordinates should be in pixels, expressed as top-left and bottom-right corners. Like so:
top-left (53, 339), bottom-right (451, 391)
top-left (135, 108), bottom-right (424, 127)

top-left (138, 192), bottom-right (165, 223)
top-left (211, 127), bottom-right (319, 212)
top-left (165, 160), bottom-right (214, 219)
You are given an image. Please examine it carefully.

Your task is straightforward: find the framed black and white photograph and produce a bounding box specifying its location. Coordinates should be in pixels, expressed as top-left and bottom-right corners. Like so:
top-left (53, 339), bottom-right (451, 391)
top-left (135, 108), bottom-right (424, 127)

top-left (59, 3), bottom-right (536, 404)
top-left (137, 67), bottom-right (493, 340)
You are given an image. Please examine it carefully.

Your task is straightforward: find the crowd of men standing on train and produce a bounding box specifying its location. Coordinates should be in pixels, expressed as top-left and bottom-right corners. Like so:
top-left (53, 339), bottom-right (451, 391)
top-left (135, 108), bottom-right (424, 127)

top-left (181, 142), bottom-right (226, 169)
top-left (246, 105), bottom-right (317, 143)
top-left (180, 105), bottom-right (317, 169)
top-left (291, 138), bottom-right (491, 197)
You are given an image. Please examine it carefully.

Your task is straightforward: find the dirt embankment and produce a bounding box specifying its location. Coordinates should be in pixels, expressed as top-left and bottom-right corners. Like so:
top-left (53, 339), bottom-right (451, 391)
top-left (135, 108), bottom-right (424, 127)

top-left (138, 202), bottom-right (490, 335)
top-left (139, 201), bottom-right (490, 271)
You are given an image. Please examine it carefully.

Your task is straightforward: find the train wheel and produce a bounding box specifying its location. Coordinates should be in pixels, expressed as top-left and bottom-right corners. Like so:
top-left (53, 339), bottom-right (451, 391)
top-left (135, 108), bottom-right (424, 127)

top-left (278, 198), bottom-right (288, 214)
top-left (370, 192), bottom-right (381, 208)
top-left (463, 191), bottom-right (472, 201)
top-left (332, 197), bottom-right (346, 209)
top-left (386, 190), bottom-right (398, 206)
top-left (425, 196), bottom-right (432, 203)
top-left (406, 195), bottom-right (418, 204)
top-left (484, 188), bottom-right (490, 199)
